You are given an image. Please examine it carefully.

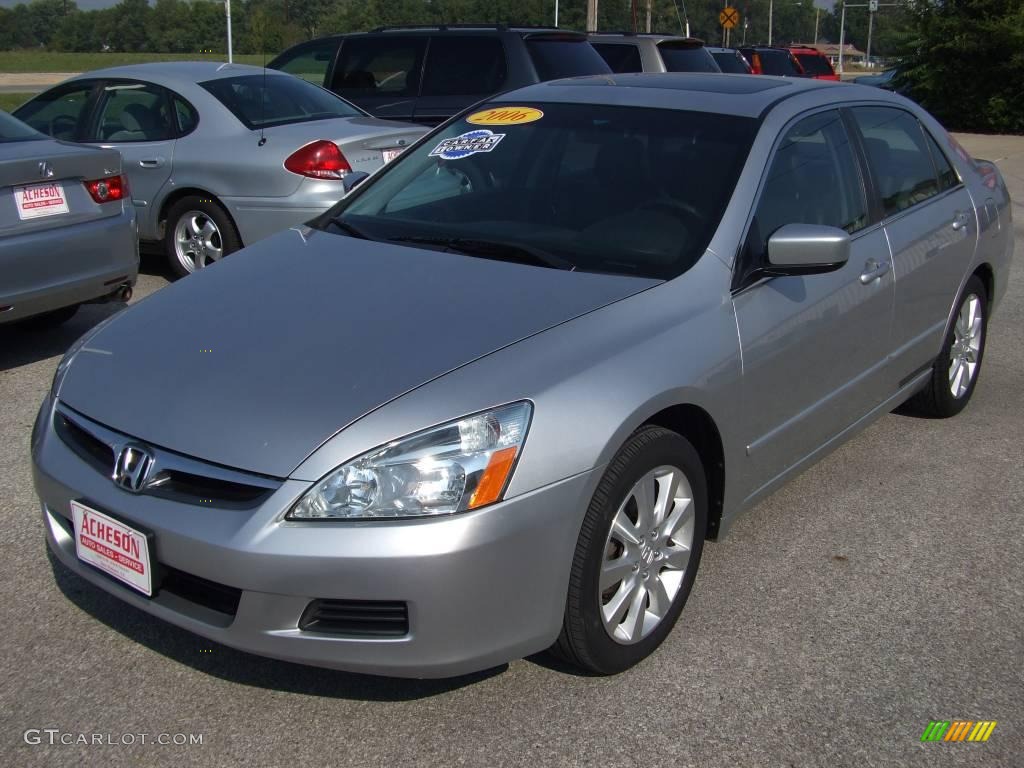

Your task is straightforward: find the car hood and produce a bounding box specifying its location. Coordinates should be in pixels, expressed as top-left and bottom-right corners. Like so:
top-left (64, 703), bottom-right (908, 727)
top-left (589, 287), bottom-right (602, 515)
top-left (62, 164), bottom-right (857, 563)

top-left (59, 228), bottom-right (658, 477)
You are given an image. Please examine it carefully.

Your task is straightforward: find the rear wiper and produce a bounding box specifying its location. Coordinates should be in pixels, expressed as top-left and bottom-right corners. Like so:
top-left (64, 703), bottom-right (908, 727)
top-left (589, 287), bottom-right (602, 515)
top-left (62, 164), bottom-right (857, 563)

top-left (390, 236), bottom-right (575, 271)
top-left (326, 217), bottom-right (376, 241)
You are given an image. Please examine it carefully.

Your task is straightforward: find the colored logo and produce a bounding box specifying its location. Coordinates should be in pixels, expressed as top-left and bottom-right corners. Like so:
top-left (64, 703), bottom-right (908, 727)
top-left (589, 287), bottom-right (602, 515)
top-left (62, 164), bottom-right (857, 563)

top-left (921, 720), bottom-right (997, 742)
top-left (429, 130), bottom-right (505, 160)
top-left (466, 107), bottom-right (544, 126)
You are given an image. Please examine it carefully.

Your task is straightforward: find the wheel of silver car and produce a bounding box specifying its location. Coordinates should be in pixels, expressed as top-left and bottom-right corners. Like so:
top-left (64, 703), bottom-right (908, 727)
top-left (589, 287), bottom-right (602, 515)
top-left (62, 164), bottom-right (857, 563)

top-left (552, 426), bottom-right (707, 675)
top-left (905, 274), bottom-right (988, 418)
top-left (163, 195), bottom-right (242, 280)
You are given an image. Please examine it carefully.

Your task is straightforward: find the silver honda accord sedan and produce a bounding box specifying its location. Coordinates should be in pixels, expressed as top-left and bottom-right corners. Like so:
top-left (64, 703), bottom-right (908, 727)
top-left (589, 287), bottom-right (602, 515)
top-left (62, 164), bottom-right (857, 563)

top-left (32, 74), bottom-right (1013, 678)
top-left (13, 62), bottom-right (426, 277)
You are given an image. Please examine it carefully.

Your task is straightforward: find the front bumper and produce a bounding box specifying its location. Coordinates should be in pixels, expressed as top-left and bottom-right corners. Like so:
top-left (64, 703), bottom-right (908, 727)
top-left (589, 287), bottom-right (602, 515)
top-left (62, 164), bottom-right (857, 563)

top-left (32, 396), bottom-right (596, 678)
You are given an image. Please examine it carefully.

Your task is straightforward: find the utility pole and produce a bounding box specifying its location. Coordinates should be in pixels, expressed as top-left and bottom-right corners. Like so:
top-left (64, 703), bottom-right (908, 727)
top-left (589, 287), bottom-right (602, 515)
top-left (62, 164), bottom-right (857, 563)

top-left (225, 0), bottom-right (233, 63)
top-left (768, 0), bottom-right (774, 45)
top-left (646, 0), bottom-right (652, 33)
top-left (587, 0), bottom-right (598, 32)
top-left (838, 1), bottom-right (847, 73)
top-left (865, 2), bottom-right (876, 66)
top-left (555, 0), bottom-right (559, 27)
top-left (814, 6), bottom-right (820, 44)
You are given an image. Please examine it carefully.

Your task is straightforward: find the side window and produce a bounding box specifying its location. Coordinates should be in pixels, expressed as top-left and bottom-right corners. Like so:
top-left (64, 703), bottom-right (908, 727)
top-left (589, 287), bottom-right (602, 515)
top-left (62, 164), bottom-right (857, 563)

top-left (592, 43), bottom-right (643, 73)
top-left (331, 37), bottom-right (426, 97)
top-left (751, 110), bottom-right (868, 259)
top-left (922, 128), bottom-right (960, 192)
top-left (271, 40), bottom-right (337, 85)
top-left (93, 82), bottom-right (174, 142)
top-left (421, 37), bottom-right (507, 96)
top-left (173, 96), bottom-right (198, 136)
top-left (852, 106), bottom-right (942, 216)
top-left (14, 83), bottom-right (95, 141)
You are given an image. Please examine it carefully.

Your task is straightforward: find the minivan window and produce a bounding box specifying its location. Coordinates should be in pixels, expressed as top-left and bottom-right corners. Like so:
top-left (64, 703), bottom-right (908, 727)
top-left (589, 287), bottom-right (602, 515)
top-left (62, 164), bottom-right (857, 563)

top-left (711, 50), bottom-right (750, 74)
top-left (751, 49), bottom-right (802, 76)
top-left (271, 39), bottom-right (338, 85)
top-left (201, 74), bottom-right (362, 129)
top-left (525, 37), bottom-right (612, 80)
top-left (331, 37), bottom-right (426, 96)
top-left (853, 106), bottom-right (943, 216)
top-left (421, 37), bottom-right (507, 96)
top-left (319, 102), bottom-right (756, 280)
top-left (792, 53), bottom-right (833, 76)
top-left (591, 43), bottom-right (643, 73)
top-left (657, 43), bottom-right (720, 73)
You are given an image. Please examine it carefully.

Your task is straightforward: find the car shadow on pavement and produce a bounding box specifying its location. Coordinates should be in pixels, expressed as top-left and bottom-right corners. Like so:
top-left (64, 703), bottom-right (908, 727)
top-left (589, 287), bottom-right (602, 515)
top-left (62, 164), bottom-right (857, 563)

top-left (0, 302), bottom-right (126, 373)
top-left (46, 549), bottom-right (507, 700)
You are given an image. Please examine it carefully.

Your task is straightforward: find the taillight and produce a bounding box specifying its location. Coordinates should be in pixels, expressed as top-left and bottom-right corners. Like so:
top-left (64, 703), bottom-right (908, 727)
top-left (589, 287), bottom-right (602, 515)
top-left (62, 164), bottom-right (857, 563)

top-left (284, 140), bottom-right (351, 179)
top-left (84, 175), bottom-right (126, 203)
top-left (751, 53), bottom-right (763, 75)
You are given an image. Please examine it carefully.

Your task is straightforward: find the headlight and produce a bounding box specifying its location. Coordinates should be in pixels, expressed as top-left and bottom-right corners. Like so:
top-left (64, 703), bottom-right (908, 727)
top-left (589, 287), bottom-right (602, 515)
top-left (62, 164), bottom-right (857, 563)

top-left (50, 313), bottom-right (119, 399)
top-left (288, 401), bottom-right (532, 520)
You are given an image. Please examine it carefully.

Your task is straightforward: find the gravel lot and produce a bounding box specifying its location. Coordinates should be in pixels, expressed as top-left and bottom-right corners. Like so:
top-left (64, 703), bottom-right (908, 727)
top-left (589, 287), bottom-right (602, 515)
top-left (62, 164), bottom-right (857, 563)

top-left (1, 134), bottom-right (1021, 768)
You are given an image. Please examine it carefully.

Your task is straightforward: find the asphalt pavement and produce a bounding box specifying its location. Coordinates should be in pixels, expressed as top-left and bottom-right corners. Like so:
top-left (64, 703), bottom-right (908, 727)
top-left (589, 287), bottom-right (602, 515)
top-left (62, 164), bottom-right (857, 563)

top-left (0, 134), bottom-right (1021, 768)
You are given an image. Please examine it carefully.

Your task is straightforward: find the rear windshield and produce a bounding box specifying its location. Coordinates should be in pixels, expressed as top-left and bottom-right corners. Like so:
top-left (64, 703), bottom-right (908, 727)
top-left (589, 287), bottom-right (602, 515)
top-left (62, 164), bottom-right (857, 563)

top-left (592, 43), bottom-right (643, 73)
top-left (200, 74), bottom-right (363, 129)
top-left (758, 49), bottom-right (801, 76)
top-left (658, 43), bottom-right (720, 73)
top-left (793, 52), bottom-right (833, 76)
top-left (711, 50), bottom-right (749, 74)
top-left (318, 102), bottom-right (757, 281)
top-left (526, 38), bottom-right (612, 81)
top-left (0, 110), bottom-right (44, 142)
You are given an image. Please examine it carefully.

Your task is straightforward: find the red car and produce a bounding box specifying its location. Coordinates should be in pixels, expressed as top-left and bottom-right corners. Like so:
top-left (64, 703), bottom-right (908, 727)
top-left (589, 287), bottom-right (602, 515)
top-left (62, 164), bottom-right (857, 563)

top-left (788, 45), bottom-right (839, 81)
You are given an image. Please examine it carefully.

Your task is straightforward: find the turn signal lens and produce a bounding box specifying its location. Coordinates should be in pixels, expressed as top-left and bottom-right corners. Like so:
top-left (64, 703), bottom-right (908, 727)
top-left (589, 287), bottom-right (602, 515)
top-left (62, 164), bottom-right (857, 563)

top-left (84, 175), bottom-right (126, 203)
top-left (284, 140), bottom-right (351, 179)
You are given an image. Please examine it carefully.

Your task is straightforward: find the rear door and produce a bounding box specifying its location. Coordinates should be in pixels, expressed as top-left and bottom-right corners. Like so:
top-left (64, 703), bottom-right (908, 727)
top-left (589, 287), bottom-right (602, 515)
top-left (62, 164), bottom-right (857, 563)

top-left (328, 36), bottom-right (427, 121)
top-left (850, 106), bottom-right (978, 389)
top-left (412, 36), bottom-right (508, 126)
top-left (87, 80), bottom-right (177, 218)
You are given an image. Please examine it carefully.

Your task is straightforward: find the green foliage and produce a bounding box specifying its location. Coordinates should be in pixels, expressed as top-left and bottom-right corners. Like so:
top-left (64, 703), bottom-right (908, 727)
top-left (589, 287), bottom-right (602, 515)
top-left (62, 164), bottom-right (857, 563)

top-left (902, 0), bottom-right (1024, 133)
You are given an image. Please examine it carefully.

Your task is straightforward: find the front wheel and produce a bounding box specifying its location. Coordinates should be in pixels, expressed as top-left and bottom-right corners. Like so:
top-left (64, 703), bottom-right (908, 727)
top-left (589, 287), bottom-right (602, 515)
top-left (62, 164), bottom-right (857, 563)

top-left (164, 196), bottom-right (241, 279)
top-left (552, 426), bottom-right (707, 675)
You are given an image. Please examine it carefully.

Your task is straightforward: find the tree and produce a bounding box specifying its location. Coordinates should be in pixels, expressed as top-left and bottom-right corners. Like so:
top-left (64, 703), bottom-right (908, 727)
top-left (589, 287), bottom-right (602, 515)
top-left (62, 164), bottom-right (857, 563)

top-left (902, 0), bottom-right (1024, 133)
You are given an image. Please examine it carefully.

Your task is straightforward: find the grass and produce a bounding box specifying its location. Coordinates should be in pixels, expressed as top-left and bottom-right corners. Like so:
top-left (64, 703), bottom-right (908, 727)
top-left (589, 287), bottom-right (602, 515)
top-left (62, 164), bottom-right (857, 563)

top-left (0, 93), bottom-right (32, 113)
top-left (0, 51), bottom-right (269, 73)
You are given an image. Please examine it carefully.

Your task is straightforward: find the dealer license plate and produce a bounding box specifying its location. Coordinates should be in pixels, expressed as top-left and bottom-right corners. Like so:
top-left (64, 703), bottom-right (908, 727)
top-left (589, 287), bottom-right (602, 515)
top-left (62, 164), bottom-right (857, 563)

top-left (381, 148), bottom-right (405, 164)
top-left (15, 182), bottom-right (69, 220)
top-left (71, 500), bottom-right (153, 596)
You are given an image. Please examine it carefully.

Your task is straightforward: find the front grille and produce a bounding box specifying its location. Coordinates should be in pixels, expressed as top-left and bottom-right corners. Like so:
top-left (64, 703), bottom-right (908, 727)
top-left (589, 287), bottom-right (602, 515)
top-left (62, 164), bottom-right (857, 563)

top-left (53, 403), bottom-right (281, 509)
top-left (299, 599), bottom-right (409, 637)
top-left (160, 567), bottom-right (242, 617)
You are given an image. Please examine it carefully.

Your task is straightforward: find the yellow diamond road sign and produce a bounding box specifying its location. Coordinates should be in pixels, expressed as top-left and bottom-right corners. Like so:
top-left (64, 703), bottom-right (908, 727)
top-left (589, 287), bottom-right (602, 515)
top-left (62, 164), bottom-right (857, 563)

top-left (720, 6), bottom-right (740, 28)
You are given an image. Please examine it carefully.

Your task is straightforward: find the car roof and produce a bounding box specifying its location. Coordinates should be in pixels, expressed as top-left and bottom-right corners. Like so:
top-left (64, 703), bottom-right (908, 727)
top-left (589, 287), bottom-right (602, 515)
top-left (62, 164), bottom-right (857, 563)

top-left (494, 72), bottom-right (883, 119)
top-left (588, 33), bottom-right (703, 45)
top-left (292, 26), bottom-right (582, 41)
top-left (68, 61), bottom-right (290, 89)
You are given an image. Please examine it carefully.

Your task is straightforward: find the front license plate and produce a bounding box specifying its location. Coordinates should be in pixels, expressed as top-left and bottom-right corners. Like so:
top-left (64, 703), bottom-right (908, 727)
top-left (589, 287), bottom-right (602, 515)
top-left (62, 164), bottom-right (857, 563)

top-left (71, 501), bottom-right (153, 596)
top-left (381, 148), bottom-right (404, 164)
top-left (14, 181), bottom-right (69, 220)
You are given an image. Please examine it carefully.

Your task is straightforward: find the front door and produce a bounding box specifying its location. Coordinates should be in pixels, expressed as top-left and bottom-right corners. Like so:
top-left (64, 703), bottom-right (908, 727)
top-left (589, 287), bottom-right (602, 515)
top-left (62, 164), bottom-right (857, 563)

top-left (734, 109), bottom-right (895, 498)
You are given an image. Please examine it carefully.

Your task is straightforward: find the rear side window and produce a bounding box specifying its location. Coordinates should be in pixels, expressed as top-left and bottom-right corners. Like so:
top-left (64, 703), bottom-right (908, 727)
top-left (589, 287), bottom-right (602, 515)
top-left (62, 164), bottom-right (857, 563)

top-left (591, 43), bottom-right (643, 73)
top-left (525, 37), bottom-right (612, 80)
top-left (173, 96), bottom-right (198, 135)
top-left (711, 51), bottom-right (750, 74)
top-left (201, 74), bottom-right (361, 129)
top-left (421, 37), bottom-right (507, 96)
top-left (922, 129), bottom-right (960, 191)
top-left (331, 37), bottom-right (426, 96)
top-left (93, 82), bottom-right (174, 142)
top-left (14, 83), bottom-right (94, 141)
top-left (270, 39), bottom-right (338, 85)
top-left (658, 43), bottom-right (720, 73)
top-left (793, 53), bottom-right (833, 76)
top-left (753, 110), bottom-right (868, 255)
top-left (853, 106), bottom-right (944, 216)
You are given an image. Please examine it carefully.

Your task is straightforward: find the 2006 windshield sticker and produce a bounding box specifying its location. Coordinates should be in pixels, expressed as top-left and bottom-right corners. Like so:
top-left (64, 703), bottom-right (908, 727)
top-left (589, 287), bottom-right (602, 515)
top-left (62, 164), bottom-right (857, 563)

top-left (429, 129), bottom-right (505, 160)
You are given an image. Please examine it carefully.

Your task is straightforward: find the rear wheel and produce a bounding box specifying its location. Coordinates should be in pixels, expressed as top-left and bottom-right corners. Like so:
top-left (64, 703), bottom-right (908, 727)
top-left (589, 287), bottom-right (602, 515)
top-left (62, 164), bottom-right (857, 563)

top-left (164, 196), bottom-right (241, 279)
top-left (552, 426), bottom-right (707, 675)
top-left (906, 275), bottom-right (987, 417)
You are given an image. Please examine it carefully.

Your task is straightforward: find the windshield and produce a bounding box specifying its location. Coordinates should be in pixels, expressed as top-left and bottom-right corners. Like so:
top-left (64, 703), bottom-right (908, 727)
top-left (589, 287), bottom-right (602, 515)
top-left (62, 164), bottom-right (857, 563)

top-left (200, 74), bottom-right (363, 129)
top-left (0, 110), bottom-right (45, 143)
top-left (658, 44), bottom-right (720, 73)
top-left (793, 53), bottom-right (833, 76)
top-left (314, 102), bottom-right (757, 280)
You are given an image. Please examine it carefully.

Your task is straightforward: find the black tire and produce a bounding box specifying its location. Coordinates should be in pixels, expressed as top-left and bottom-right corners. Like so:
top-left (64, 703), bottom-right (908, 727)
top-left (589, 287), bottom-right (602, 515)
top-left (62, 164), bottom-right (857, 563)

top-left (905, 275), bottom-right (988, 418)
top-left (163, 195), bottom-right (241, 279)
top-left (552, 426), bottom-right (707, 675)
top-left (19, 304), bottom-right (78, 329)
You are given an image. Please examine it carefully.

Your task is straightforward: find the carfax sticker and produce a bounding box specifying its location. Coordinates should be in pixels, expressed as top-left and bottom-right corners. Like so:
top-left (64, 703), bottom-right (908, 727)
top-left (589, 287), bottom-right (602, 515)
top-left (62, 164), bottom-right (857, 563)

top-left (466, 107), bottom-right (544, 126)
top-left (429, 129), bottom-right (505, 160)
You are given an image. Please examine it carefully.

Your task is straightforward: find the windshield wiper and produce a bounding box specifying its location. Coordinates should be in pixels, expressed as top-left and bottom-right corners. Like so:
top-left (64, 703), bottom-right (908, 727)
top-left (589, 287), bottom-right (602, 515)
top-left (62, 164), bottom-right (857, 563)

top-left (390, 236), bottom-right (575, 271)
top-left (326, 217), bottom-right (376, 241)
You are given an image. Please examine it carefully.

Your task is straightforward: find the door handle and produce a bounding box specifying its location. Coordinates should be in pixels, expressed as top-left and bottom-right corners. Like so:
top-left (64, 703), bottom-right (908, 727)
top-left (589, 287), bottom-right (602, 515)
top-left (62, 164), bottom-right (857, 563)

top-left (951, 211), bottom-right (971, 231)
top-left (860, 258), bottom-right (890, 285)
top-left (138, 157), bottom-right (165, 168)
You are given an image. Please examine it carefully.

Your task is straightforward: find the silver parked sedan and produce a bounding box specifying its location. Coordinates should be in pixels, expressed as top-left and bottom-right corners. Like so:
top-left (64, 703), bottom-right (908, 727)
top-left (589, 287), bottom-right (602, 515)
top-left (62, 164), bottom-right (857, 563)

top-left (13, 62), bottom-right (427, 277)
top-left (32, 74), bottom-right (1012, 678)
top-left (1, 110), bottom-right (136, 326)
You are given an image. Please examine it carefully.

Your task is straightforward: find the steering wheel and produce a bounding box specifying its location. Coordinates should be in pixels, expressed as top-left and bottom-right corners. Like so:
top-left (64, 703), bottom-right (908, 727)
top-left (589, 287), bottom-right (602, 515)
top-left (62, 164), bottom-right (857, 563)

top-left (50, 114), bottom-right (77, 139)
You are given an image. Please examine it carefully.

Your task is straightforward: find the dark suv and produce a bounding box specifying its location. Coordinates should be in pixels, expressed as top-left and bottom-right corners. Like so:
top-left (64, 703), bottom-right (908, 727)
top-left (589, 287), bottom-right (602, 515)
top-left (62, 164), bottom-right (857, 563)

top-left (269, 25), bottom-right (612, 126)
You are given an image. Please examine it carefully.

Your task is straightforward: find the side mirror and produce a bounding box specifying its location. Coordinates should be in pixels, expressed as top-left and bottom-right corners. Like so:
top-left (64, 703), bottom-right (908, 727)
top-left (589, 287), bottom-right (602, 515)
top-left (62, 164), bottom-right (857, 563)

top-left (765, 223), bottom-right (850, 276)
top-left (342, 171), bottom-right (370, 194)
